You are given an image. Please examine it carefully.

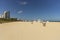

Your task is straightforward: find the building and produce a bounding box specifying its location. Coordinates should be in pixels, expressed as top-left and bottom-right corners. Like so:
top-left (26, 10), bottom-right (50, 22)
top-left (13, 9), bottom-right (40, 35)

top-left (0, 14), bottom-right (4, 18)
top-left (3, 11), bottom-right (10, 19)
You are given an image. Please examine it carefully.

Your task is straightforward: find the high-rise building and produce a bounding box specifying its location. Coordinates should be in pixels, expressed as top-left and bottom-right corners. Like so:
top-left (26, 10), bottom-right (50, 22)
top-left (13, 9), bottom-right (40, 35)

top-left (3, 11), bottom-right (10, 19)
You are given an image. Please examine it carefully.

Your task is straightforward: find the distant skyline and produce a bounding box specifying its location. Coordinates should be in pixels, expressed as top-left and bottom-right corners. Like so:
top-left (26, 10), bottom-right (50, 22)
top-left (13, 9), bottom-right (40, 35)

top-left (0, 0), bottom-right (60, 21)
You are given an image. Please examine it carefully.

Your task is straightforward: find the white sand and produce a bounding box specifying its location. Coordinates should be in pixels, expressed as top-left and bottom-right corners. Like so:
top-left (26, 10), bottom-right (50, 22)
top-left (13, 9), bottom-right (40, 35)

top-left (0, 22), bottom-right (60, 40)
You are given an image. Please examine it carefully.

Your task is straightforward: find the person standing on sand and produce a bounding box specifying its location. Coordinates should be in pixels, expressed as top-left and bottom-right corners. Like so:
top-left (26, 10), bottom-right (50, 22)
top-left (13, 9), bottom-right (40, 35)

top-left (42, 22), bottom-right (46, 27)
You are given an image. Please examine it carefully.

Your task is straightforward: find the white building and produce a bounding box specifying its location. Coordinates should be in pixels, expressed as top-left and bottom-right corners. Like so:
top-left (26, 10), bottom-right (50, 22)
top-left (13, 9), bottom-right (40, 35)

top-left (0, 14), bottom-right (1, 18)
top-left (3, 11), bottom-right (10, 19)
top-left (0, 14), bottom-right (3, 18)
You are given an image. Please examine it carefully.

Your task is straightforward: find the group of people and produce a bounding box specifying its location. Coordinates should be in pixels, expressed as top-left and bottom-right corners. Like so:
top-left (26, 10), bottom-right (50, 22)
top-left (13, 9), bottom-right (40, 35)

top-left (31, 20), bottom-right (49, 27)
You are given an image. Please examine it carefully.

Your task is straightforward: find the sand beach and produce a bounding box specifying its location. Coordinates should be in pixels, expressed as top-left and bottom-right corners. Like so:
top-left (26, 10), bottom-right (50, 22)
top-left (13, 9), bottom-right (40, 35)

top-left (0, 21), bottom-right (60, 40)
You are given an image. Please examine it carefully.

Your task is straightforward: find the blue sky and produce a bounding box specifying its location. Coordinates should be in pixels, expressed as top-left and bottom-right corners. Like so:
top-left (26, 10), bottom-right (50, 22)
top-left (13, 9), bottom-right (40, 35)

top-left (0, 0), bottom-right (60, 21)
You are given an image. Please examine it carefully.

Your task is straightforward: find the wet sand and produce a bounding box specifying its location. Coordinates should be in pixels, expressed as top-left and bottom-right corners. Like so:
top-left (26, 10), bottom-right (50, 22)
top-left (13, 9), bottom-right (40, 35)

top-left (0, 22), bottom-right (60, 40)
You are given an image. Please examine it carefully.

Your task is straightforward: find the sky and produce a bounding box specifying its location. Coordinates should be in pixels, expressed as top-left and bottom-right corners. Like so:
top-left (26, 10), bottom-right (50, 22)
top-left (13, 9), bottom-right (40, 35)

top-left (0, 0), bottom-right (60, 21)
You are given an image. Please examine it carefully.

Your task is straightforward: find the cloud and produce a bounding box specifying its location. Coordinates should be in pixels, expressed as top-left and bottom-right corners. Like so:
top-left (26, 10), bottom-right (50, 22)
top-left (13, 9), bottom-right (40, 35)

top-left (17, 1), bottom-right (28, 5)
top-left (18, 10), bottom-right (23, 14)
top-left (20, 2), bottom-right (27, 5)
